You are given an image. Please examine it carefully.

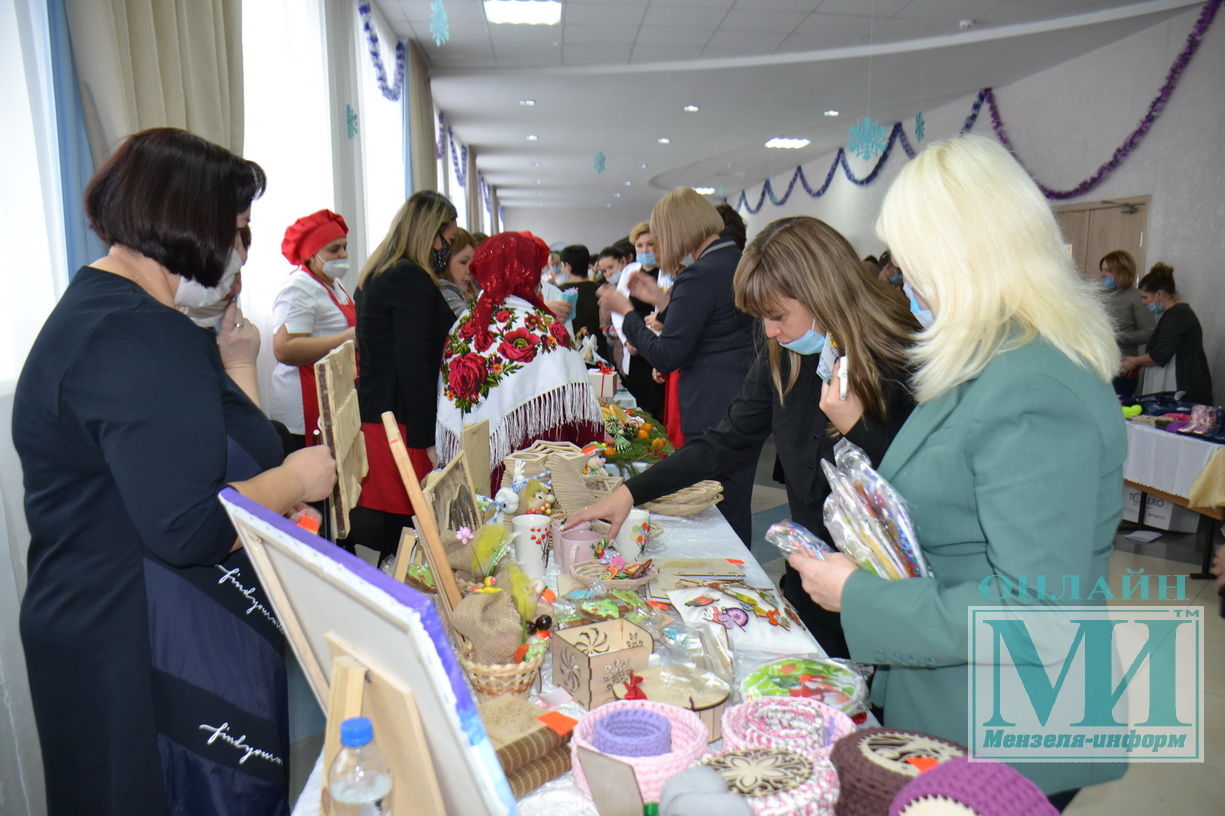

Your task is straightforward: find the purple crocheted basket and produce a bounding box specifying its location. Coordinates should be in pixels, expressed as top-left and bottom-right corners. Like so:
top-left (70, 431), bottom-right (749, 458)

top-left (592, 707), bottom-right (672, 757)
top-left (889, 756), bottom-right (1058, 816)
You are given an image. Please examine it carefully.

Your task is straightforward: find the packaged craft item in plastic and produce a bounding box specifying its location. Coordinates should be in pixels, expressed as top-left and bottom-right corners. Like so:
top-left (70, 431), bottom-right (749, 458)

top-left (765, 520), bottom-right (833, 560)
top-left (739, 655), bottom-right (870, 720)
top-left (820, 438), bottom-right (930, 579)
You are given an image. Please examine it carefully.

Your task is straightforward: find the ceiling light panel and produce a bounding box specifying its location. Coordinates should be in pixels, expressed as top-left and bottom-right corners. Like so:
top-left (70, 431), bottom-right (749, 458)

top-left (765, 137), bottom-right (810, 149)
top-left (484, 0), bottom-right (562, 26)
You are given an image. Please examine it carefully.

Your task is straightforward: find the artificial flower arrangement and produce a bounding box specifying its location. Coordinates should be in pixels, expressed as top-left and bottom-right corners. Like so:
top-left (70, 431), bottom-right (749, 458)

top-left (583, 403), bottom-right (673, 466)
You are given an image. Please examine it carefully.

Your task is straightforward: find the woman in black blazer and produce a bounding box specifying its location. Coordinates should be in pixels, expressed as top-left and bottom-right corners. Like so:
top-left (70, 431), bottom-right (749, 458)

top-left (599, 188), bottom-right (756, 542)
top-left (579, 216), bottom-right (919, 656)
top-left (353, 190), bottom-right (458, 558)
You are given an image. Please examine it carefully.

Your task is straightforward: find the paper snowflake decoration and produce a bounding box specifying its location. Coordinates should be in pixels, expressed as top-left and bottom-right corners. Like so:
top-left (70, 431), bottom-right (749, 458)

top-left (848, 116), bottom-right (888, 160)
top-left (593, 151), bottom-right (606, 173)
top-left (915, 112), bottom-right (926, 141)
top-left (345, 104), bottom-right (359, 139)
top-left (430, 0), bottom-right (450, 47)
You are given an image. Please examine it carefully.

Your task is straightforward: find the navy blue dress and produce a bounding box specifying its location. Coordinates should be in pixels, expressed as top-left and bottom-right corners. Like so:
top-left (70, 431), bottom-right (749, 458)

top-left (14, 267), bottom-right (289, 815)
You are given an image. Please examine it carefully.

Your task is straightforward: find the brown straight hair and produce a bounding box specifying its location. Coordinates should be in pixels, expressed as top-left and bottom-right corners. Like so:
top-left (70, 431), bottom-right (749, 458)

top-left (360, 190), bottom-right (456, 287)
top-left (735, 216), bottom-right (917, 421)
top-left (85, 127), bottom-right (266, 286)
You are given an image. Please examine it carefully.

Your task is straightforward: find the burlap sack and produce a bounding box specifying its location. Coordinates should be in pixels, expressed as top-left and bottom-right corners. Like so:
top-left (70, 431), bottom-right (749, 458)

top-left (451, 585), bottom-right (522, 664)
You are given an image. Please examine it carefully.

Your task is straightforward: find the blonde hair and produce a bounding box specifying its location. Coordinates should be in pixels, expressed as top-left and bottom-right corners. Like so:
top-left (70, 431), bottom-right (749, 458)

top-left (650, 188), bottom-right (723, 273)
top-left (359, 190), bottom-right (456, 287)
top-left (877, 135), bottom-right (1118, 403)
top-left (630, 221), bottom-right (651, 244)
top-left (736, 217), bottom-right (917, 419)
top-left (1099, 250), bottom-right (1137, 289)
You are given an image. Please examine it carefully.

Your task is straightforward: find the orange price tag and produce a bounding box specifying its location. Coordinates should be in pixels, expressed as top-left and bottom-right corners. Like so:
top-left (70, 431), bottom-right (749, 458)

top-left (726, 558), bottom-right (745, 565)
top-left (537, 711), bottom-right (578, 736)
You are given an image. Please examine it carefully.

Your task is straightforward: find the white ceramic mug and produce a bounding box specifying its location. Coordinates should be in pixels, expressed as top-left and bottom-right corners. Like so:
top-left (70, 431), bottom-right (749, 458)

top-left (512, 514), bottom-right (551, 579)
top-left (613, 509), bottom-right (651, 560)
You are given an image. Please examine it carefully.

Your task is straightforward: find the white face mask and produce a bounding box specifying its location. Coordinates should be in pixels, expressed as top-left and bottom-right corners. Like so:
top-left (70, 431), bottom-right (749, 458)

top-left (320, 258), bottom-right (350, 279)
top-left (175, 249), bottom-right (242, 327)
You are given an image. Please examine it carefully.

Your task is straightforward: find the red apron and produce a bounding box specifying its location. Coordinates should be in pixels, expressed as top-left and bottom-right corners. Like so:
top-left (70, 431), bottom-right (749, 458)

top-left (298, 275), bottom-right (356, 445)
top-left (664, 370), bottom-right (685, 448)
top-left (356, 422), bottom-right (432, 516)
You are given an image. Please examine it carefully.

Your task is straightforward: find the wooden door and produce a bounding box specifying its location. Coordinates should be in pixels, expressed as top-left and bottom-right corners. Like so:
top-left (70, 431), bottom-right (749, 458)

top-left (1055, 197), bottom-right (1149, 279)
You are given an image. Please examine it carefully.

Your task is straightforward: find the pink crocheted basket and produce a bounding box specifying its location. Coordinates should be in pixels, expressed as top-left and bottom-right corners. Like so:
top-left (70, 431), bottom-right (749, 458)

top-left (722, 697), bottom-right (856, 758)
top-left (571, 700), bottom-right (709, 801)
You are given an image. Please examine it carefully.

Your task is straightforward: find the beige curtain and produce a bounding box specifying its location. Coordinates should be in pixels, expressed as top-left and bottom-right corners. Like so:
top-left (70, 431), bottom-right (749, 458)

top-left (66, 0), bottom-right (244, 163)
top-left (407, 40), bottom-right (437, 192)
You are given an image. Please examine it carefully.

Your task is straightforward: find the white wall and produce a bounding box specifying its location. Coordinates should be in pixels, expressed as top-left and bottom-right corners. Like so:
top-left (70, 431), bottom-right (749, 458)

top-left (501, 206), bottom-right (645, 252)
top-left (739, 6), bottom-right (1225, 403)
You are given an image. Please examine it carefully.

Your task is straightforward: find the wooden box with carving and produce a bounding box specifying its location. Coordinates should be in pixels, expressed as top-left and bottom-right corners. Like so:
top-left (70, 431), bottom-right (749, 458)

top-left (550, 620), bottom-right (653, 710)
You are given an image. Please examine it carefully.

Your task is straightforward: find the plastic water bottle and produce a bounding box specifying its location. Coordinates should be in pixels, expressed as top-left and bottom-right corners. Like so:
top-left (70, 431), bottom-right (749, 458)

top-left (328, 716), bottom-right (392, 815)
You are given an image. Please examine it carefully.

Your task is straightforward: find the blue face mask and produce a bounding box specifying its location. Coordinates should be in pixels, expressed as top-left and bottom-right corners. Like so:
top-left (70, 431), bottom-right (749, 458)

top-left (903, 281), bottom-right (934, 328)
top-left (1101, 275), bottom-right (1117, 290)
top-left (779, 321), bottom-right (826, 355)
top-left (1146, 301), bottom-right (1165, 315)
top-left (887, 272), bottom-right (903, 287)
top-left (636, 251), bottom-right (656, 268)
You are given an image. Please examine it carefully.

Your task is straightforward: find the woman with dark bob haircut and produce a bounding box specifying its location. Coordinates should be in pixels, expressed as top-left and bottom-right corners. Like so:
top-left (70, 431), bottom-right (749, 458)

top-left (13, 128), bottom-right (336, 816)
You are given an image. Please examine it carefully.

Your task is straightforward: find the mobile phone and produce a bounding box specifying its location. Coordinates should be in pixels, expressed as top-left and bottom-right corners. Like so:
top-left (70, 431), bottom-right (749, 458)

top-left (816, 335), bottom-right (843, 384)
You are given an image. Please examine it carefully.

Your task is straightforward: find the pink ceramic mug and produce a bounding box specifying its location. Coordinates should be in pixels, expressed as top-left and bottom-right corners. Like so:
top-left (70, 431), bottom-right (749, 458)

top-left (558, 529), bottom-right (604, 573)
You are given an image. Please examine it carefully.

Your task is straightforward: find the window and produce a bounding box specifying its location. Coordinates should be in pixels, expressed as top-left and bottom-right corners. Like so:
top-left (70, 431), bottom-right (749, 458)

top-left (356, 4), bottom-right (407, 253)
top-left (240, 0), bottom-right (334, 406)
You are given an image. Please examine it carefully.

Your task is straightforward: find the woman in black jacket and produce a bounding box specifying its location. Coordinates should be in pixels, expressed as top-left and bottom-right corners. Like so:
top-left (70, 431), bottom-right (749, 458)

top-left (1122, 262), bottom-right (1213, 404)
top-left (599, 188), bottom-right (756, 542)
top-left (575, 216), bottom-right (918, 657)
top-left (353, 190), bottom-right (458, 557)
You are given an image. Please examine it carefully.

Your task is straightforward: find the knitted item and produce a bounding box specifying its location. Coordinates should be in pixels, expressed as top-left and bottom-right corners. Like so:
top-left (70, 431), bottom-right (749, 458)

top-left (701, 748), bottom-right (839, 816)
top-left (888, 756), bottom-right (1058, 816)
top-left (831, 728), bottom-right (966, 816)
top-left (592, 708), bottom-right (672, 757)
top-left (722, 697), bottom-right (854, 758)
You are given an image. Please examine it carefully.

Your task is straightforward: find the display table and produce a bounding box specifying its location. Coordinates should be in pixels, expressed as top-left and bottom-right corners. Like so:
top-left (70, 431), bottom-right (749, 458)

top-left (1123, 421), bottom-right (1225, 577)
top-left (292, 506), bottom-right (831, 814)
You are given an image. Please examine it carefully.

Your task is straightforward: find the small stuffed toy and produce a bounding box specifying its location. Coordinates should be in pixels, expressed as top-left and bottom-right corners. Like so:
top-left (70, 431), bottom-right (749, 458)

top-left (520, 477), bottom-right (554, 516)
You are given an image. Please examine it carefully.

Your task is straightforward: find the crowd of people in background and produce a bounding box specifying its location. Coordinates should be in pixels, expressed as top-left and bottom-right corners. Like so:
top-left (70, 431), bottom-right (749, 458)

top-left (13, 125), bottom-right (1218, 815)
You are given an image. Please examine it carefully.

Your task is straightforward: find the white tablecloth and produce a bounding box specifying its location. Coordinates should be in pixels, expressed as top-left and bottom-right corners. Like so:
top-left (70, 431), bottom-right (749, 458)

top-left (294, 507), bottom-right (830, 815)
top-left (1124, 422), bottom-right (1221, 500)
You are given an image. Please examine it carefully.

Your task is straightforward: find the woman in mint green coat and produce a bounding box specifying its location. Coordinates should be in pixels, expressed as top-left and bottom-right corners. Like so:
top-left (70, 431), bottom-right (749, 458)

top-left (789, 136), bottom-right (1127, 807)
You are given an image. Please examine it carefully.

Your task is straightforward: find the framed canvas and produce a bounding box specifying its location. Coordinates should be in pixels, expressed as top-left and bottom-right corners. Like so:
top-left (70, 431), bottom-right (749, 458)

top-left (217, 488), bottom-right (515, 815)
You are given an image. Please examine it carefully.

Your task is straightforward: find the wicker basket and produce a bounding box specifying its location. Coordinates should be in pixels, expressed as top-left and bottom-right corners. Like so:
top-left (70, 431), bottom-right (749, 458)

top-left (583, 472), bottom-right (624, 501)
top-left (571, 559), bottom-right (657, 593)
top-left (456, 638), bottom-right (544, 699)
top-left (641, 480), bottom-right (724, 517)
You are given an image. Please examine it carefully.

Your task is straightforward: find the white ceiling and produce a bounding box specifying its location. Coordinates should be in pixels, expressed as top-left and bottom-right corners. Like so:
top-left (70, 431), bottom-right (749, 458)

top-left (376, 0), bottom-right (1198, 211)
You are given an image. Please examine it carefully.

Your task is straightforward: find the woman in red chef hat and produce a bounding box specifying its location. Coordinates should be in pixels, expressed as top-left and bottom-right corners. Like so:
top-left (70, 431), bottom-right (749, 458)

top-left (270, 209), bottom-right (356, 450)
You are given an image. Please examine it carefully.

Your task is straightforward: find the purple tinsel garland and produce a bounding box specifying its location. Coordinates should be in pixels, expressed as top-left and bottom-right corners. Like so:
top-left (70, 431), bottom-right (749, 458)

top-left (738, 0), bottom-right (1219, 212)
top-left (435, 113), bottom-right (470, 188)
top-left (357, 2), bottom-right (406, 102)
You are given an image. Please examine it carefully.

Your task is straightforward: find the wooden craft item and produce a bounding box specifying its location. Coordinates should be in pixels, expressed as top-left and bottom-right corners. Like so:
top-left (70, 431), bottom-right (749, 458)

top-left (646, 558), bottom-right (747, 604)
top-left (547, 453), bottom-right (594, 515)
top-left (478, 695), bottom-right (573, 772)
top-left (391, 528), bottom-right (418, 586)
top-left (634, 664), bottom-right (731, 742)
top-left (501, 440), bottom-right (589, 488)
top-left (322, 636), bottom-right (445, 816)
top-left (381, 412), bottom-right (462, 614)
top-left (313, 339), bottom-right (367, 540)
top-left (551, 619), bottom-right (653, 709)
top-left (460, 420), bottom-right (491, 495)
top-left (422, 454), bottom-right (483, 539)
top-left (575, 746), bottom-right (644, 816)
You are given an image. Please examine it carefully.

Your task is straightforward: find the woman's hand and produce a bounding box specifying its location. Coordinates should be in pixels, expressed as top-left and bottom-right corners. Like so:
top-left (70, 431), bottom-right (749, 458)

top-left (283, 445), bottom-right (337, 503)
top-left (566, 485), bottom-right (634, 537)
top-left (818, 358), bottom-right (864, 435)
top-left (217, 300), bottom-right (259, 369)
top-left (644, 312), bottom-right (664, 333)
top-left (628, 274), bottom-right (666, 308)
top-left (288, 503), bottom-right (323, 526)
top-left (787, 552), bottom-right (858, 612)
top-left (652, 368), bottom-right (666, 384)
top-left (1120, 356), bottom-right (1141, 376)
top-left (597, 284), bottom-right (634, 316)
top-left (545, 299), bottom-right (572, 321)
